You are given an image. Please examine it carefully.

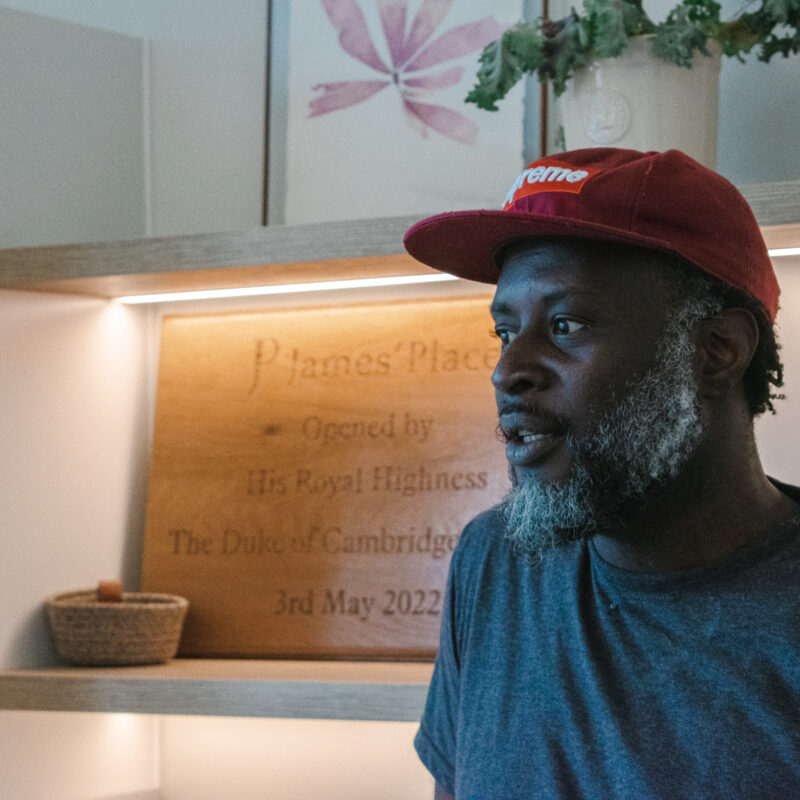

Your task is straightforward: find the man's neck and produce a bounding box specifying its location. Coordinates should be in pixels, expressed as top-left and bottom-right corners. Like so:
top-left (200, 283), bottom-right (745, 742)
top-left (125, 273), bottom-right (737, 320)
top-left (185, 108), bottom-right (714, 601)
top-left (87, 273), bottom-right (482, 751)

top-left (591, 434), bottom-right (799, 573)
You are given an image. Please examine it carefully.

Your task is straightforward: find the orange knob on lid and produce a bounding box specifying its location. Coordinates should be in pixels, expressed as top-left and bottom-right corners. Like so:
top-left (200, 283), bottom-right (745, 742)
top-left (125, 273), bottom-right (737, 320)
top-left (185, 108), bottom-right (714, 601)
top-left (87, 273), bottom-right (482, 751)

top-left (97, 580), bottom-right (124, 603)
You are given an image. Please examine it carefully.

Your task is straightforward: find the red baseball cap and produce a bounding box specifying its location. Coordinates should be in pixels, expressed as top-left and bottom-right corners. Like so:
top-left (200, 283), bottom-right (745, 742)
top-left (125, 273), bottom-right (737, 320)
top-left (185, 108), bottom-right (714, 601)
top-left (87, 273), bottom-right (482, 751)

top-left (404, 148), bottom-right (780, 321)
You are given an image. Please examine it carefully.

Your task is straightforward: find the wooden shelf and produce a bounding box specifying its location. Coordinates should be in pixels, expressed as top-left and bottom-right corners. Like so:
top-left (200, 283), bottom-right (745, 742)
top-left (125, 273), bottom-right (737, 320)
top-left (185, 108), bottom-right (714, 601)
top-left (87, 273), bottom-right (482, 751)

top-left (0, 659), bottom-right (433, 721)
top-left (0, 183), bottom-right (797, 299)
top-left (0, 215), bottom-right (429, 298)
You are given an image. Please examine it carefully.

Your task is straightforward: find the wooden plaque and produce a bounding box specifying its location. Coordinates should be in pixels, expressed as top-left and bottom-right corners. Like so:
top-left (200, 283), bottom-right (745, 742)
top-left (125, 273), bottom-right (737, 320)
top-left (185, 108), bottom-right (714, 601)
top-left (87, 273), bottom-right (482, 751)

top-left (141, 297), bottom-right (509, 659)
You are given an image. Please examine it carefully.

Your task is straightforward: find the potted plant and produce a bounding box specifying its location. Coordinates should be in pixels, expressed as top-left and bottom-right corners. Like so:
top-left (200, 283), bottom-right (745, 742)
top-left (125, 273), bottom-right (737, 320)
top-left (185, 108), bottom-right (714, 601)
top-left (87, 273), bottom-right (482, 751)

top-left (465, 0), bottom-right (799, 163)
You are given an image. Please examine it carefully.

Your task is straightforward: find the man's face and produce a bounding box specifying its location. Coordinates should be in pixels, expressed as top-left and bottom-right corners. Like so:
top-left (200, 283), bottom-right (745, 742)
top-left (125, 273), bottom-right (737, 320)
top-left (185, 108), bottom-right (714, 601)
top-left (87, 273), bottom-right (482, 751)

top-left (491, 239), bottom-right (705, 554)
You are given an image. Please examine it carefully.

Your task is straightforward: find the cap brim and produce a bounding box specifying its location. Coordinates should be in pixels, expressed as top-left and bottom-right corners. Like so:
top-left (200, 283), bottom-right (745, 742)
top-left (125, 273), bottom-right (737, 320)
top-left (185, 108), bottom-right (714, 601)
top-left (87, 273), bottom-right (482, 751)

top-left (403, 209), bottom-right (675, 284)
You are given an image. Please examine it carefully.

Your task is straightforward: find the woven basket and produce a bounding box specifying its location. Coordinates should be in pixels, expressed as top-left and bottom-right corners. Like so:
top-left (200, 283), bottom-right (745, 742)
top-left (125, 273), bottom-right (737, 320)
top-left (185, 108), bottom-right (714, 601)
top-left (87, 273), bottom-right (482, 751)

top-left (46, 589), bottom-right (189, 666)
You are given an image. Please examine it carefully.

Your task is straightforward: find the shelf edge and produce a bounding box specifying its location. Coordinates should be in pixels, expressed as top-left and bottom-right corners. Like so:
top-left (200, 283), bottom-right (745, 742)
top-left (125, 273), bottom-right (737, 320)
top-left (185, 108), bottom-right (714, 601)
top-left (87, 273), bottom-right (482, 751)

top-left (0, 673), bottom-right (429, 721)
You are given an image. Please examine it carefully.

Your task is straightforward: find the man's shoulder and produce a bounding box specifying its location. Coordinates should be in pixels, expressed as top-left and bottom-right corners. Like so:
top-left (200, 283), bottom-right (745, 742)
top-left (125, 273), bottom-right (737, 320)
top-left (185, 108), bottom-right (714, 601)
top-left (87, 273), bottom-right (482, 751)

top-left (461, 504), bottom-right (506, 538)
top-left (454, 505), bottom-right (507, 562)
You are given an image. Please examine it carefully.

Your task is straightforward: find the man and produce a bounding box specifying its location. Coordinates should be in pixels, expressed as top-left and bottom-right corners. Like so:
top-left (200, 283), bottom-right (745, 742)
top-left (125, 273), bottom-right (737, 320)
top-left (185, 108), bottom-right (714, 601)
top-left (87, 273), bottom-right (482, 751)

top-left (403, 148), bottom-right (800, 799)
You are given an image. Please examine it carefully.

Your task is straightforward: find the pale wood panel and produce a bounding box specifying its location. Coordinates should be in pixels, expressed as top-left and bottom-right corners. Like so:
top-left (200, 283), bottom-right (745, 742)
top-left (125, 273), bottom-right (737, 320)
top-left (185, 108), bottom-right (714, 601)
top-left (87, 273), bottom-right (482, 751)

top-left (0, 216), bottom-right (422, 295)
top-left (9, 254), bottom-right (435, 298)
top-left (740, 181), bottom-right (800, 228)
top-left (141, 296), bottom-right (505, 659)
top-left (0, 660), bottom-right (433, 720)
top-left (762, 223), bottom-right (800, 251)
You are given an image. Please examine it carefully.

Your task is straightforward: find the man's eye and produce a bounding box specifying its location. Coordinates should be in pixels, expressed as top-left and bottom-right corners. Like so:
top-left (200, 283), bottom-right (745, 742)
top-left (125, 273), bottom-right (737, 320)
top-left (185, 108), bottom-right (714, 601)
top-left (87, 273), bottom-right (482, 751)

top-left (492, 328), bottom-right (511, 345)
top-left (552, 317), bottom-right (586, 335)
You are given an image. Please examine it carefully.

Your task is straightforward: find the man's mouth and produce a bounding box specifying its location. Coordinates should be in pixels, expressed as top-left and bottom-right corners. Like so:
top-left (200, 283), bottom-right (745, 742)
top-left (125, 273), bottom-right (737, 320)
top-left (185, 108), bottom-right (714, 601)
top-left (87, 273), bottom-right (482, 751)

top-left (505, 431), bottom-right (565, 467)
top-left (499, 412), bottom-right (568, 468)
top-left (519, 429), bottom-right (555, 444)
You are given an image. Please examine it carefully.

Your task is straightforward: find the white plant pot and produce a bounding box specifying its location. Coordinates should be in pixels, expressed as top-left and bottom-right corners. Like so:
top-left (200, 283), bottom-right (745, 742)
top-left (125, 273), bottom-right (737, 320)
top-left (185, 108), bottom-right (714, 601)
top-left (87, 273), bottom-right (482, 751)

top-left (557, 35), bottom-right (722, 168)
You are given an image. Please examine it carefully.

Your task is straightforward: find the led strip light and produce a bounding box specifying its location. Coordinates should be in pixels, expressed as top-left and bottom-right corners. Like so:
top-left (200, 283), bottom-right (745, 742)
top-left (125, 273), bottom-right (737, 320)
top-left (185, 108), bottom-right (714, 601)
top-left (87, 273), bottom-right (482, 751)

top-left (117, 273), bottom-right (460, 305)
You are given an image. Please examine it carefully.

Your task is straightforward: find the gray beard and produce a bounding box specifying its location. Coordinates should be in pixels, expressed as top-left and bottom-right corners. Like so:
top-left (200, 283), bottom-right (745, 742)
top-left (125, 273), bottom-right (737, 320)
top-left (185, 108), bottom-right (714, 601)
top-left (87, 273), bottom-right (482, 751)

top-left (500, 309), bottom-right (706, 558)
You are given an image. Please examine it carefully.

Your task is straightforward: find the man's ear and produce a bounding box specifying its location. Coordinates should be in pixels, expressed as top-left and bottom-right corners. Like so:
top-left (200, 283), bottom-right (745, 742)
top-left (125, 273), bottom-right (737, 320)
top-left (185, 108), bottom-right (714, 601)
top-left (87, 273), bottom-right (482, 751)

top-left (695, 308), bottom-right (758, 399)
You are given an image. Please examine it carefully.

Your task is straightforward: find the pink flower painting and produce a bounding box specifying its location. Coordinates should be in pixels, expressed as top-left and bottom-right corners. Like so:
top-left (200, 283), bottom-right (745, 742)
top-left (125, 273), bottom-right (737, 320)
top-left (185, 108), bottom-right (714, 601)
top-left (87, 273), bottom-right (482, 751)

top-left (310, 0), bottom-right (504, 145)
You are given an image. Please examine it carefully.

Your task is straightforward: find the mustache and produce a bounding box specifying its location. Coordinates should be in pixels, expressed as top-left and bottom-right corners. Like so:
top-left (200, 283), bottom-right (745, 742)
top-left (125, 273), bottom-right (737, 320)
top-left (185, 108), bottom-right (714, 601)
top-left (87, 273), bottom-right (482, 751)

top-left (496, 400), bottom-right (569, 426)
top-left (497, 399), bottom-right (545, 417)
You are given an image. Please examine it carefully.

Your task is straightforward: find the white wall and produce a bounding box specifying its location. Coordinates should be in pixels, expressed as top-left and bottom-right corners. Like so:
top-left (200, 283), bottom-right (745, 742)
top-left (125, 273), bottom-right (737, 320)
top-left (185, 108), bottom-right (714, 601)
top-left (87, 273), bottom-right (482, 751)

top-left (0, 0), bottom-right (267, 239)
top-left (159, 717), bottom-right (432, 800)
top-left (0, 9), bottom-right (146, 248)
top-left (755, 257), bottom-right (800, 481)
top-left (0, 711), bottom-right (160, 800)
top-left (0, 290), bottom-right (156, 798)
top-left (0, 291), bottom-right (150, 668)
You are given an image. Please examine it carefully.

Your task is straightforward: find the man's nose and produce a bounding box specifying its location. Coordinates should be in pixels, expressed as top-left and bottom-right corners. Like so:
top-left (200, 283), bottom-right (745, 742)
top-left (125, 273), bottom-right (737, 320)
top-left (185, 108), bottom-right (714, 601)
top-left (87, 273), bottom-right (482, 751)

top-left (491, 333), bottom-right (550, 396)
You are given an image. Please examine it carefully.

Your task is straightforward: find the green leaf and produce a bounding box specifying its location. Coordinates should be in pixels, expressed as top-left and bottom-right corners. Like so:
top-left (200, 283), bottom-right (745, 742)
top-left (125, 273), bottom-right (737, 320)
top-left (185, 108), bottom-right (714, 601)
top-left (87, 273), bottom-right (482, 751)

top-left (684, 0), bottom-right (722, 26)
top-left (716, 16), bottom-right (762, 59)
top-left (652, 4), bottom-right (711, 66)
top-left (622, 0), bottom-right (657, 36)
top-left (759, 29), bottom-right (800, 59)
top-left (463, 0), bottom-right (800, 110)
top-left (542, 13), bottom-right (592, 96)
top-left (465, 23), bottom-right (544, 111)
top-left (583, 0), bottom-right (630, 58)
top-left (762, 0), bottom-right (797, 23)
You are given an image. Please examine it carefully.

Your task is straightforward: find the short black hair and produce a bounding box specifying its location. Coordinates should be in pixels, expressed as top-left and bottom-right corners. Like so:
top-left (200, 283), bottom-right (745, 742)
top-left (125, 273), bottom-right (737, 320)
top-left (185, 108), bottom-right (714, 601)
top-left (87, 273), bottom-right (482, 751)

top-left (665, 254), bottom-right (784, 418)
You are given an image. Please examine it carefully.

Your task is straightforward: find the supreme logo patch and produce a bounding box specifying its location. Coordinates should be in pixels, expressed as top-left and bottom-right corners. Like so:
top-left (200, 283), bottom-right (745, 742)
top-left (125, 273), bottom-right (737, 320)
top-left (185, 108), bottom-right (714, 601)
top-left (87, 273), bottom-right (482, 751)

top-left (503, 160), bottom-right (600, 209)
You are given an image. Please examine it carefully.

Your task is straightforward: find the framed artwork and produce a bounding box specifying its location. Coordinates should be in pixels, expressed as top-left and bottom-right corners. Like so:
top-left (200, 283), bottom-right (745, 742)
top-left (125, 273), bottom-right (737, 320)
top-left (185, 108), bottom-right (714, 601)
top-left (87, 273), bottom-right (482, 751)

top-left (266, 0), bottom-right (525, 225)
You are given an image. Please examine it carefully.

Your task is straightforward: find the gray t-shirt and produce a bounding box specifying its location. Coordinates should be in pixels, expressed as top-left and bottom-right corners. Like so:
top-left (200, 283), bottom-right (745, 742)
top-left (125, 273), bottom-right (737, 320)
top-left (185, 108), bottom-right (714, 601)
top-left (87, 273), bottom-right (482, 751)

top-left (415, 483), bottom-right (800, 798)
